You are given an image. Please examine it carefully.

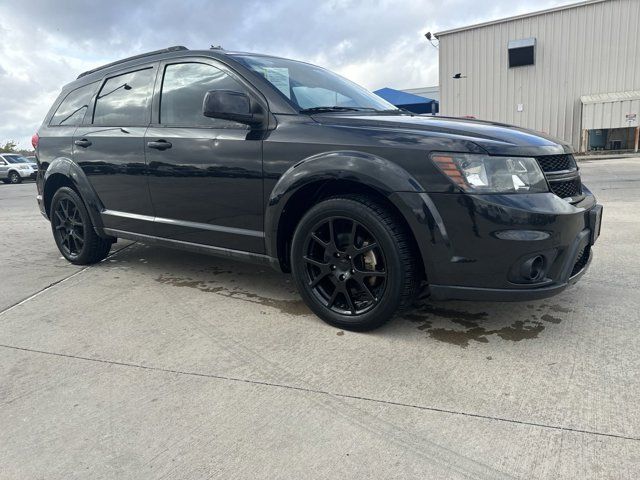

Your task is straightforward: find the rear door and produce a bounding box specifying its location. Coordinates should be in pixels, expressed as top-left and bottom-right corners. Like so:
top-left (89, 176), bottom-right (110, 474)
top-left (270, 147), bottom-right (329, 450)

top-left (73, 65), bottom-right (157, 234)
top-left (145, 60), bottom-right (264, 253)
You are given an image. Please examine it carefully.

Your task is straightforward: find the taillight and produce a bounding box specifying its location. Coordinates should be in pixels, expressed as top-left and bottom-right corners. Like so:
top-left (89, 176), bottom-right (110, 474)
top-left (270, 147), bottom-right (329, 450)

top-left (31, 133), bottom-right (39, 149)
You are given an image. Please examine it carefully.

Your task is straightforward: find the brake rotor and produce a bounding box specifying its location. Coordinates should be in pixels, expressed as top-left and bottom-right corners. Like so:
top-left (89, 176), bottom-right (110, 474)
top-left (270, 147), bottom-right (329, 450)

top-left (362, 241), bottom-right (379, 286)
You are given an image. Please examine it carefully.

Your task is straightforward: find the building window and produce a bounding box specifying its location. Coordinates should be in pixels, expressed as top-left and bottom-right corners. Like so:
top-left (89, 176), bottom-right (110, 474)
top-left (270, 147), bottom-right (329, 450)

top-left (508, 38), bottom-right (536, 68)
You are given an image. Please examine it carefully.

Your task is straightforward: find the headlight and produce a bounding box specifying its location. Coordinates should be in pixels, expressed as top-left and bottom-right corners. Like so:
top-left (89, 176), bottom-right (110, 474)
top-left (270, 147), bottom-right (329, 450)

top-left (431, 153), bottom-right (548, 193)
top-left (19, 164), bottom-right (30, 170)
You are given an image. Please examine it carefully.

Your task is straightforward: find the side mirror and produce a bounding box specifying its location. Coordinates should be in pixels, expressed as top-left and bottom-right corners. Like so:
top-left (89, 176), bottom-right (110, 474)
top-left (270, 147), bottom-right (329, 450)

top-left (202, 90), bottom-right (263, 127)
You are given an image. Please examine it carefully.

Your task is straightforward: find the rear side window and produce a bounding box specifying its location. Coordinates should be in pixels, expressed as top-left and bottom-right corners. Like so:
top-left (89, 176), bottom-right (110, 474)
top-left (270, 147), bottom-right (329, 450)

top-left (160, 62), bottom-right (247, 127)
top-left (93, 68), bottom-right (155, 126)
top-left (50, 83), bottom-right (97, 126)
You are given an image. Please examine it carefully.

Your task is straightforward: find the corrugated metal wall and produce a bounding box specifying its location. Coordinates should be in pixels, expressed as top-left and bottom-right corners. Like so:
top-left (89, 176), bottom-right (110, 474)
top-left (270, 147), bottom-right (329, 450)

top-left (438, 0), bottom-right (640, 150)
top-left (581, 92), bottom-right (640, 129)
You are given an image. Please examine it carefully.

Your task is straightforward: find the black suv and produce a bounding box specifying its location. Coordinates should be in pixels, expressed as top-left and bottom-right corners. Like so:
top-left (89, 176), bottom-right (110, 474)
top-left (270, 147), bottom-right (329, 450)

top-left (34, 46), bottom-right (602, 330)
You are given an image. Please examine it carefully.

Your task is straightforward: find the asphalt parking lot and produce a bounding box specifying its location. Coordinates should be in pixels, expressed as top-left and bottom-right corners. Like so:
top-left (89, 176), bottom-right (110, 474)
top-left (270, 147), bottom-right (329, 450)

top-left (1, 158), bottom-right (638, 480)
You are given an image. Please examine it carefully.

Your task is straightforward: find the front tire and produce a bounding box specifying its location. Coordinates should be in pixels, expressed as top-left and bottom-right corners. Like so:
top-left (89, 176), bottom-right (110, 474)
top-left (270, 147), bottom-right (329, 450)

top-left (50, 187), bottom-right (113, 265)
top-left (8, 171), bottom-right (22, 184)
top-left (291, 195), bottom-right (419, 331)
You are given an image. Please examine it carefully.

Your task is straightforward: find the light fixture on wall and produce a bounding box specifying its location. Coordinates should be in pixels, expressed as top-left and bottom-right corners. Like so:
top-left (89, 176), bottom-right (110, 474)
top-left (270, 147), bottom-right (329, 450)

top-left (424, 32), bottom-right (439, 48)
top-left (453, 73), bottom-right (467, 79)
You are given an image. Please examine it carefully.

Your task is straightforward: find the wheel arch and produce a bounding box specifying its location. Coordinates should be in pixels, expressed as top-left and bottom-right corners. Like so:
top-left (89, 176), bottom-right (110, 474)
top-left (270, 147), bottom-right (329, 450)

top-left (265, 151), bottom-right (426, 275)
top-left (43, 157), bottom-right (108, 237)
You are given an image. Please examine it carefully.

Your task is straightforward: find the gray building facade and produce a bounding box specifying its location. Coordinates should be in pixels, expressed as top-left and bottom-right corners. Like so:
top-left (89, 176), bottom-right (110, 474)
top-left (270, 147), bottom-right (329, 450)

top-left (437, 0), bottom-right (640, 152)
top-left (402, 85), bottom-right (440, 102)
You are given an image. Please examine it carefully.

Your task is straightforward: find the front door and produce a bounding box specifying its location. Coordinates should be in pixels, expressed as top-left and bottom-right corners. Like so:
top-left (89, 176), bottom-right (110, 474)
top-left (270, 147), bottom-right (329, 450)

top-left (145, 61), bottom-right (264, 253)
top-left (73, 65), bottom-right (157, 234)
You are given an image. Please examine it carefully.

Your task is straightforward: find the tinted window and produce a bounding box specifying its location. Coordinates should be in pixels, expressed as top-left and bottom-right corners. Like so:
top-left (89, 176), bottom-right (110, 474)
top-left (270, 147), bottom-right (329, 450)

top-left (50, 83), bottom-right (97, 126)
top-left (161, 63), bottom-right (247, 126)
top-left (93, 68), bottom-right (155, 126)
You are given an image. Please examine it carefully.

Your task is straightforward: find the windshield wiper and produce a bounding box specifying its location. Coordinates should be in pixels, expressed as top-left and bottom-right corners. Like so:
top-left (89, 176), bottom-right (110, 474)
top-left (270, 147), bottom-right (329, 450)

top-left (299, 106), bottom-right (377, 113)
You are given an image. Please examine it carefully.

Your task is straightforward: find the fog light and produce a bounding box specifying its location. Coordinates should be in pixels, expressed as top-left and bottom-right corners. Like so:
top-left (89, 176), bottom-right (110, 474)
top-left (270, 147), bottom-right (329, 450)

top-left (520, 255), bottom-right (545, 281)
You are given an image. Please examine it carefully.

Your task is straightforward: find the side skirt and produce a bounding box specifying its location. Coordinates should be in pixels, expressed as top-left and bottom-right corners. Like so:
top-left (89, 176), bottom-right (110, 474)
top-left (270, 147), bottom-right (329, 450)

top-left (103, 228), bottom-right (282, 271)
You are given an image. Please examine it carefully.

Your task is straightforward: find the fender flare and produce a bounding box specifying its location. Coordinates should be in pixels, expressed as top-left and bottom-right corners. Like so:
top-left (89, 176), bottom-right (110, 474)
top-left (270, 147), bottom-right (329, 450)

top-left (264, 150), bottom-right (425, 262)
top-left (43, 157), bottom-right (107, 235)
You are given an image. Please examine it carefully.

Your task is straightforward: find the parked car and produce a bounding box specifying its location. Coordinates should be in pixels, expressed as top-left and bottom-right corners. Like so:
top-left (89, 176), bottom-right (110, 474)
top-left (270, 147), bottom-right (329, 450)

top-left (0, 153), bottom-right (38, 184)
top-left (25, 155), bottom-right (38, 167)
top-left (34, 46), bottom-right (602, 330)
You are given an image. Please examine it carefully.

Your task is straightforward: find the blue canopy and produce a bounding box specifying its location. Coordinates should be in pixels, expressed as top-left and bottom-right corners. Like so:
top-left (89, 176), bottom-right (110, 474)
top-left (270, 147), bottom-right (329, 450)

top-left (373, 87), bottom-right (439, 114)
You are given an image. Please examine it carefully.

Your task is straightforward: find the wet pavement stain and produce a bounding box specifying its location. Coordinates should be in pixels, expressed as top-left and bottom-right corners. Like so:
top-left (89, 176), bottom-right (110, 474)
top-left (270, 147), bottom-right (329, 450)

top-left (405, 303), bottom-right (570, 348)
top-left (491, 321), bottom-right (545, 341)
top-left (418, 305), bottom-right (488, 322)
top-left (221, 290), bottom-right (309, 316)
top-left (541, 314), bottom-right (562, 324)
top-left (549, 304), bottom-right (571, 313)
top-left (155, 273), bottom-right (308, 316)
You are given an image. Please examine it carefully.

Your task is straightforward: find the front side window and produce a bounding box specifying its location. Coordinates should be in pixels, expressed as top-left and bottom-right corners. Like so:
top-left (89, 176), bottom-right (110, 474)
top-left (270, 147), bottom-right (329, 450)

top-left (93, 68), bottom-right (155, 126)
top-left (50, 82), bottom-right (97, 126)
top-left (160, 62), bottom-right (247, 127)
top-left (233, 55), bottom-right (398, 112)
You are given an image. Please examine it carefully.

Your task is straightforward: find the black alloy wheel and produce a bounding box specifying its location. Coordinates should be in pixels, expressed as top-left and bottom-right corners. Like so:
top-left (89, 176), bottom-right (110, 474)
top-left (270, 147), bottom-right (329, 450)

top-left (50, 187), bottom-right (113, 265)
top-left (52, 197), bottom-right (85, 259)
top-left (291, 195), bottom-right (419, 331)
top-left (303, 216), bottom-right (387, 316)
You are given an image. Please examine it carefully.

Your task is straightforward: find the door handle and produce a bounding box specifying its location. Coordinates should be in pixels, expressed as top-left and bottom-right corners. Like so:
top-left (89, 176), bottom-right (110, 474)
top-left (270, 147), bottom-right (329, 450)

top-left (147, 140), bottom-right (172, 150)
top-left (74, 139), bottom-right (92, 148)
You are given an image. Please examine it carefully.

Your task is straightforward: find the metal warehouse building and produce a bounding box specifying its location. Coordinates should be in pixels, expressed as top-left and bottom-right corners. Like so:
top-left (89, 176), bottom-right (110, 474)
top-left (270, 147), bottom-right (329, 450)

top-left (436, 0), bottom-right (640, 152)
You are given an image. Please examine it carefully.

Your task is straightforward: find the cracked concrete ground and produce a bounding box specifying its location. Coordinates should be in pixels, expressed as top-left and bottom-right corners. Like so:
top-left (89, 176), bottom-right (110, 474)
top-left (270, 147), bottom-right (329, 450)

top-left (1, 158), bottom-right (638, 479)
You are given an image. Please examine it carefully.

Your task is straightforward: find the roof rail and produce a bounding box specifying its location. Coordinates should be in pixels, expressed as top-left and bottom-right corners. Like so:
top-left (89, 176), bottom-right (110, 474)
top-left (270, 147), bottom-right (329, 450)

top-left (77, 46), bottom-right (189, 79)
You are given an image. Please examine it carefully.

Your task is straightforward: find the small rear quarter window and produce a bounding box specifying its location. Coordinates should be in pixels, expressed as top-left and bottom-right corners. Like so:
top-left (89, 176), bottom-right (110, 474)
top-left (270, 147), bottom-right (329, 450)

top-left (50, 82), bottom-right (97, 126)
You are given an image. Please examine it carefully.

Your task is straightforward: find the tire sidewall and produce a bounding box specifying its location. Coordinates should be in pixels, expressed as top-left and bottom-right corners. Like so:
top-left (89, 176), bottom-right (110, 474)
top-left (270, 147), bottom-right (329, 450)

top-left (291, 199), bottom-right (406, 330)
top-left (50, 187), bottom-right (93, 263)
top-left (9, 172), bottom-right (21, 184)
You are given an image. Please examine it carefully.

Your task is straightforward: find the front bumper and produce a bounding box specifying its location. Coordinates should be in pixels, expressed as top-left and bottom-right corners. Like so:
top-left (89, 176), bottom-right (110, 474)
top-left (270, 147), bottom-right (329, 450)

top-left (18, 168), bottom-right (37, 179)
top-left (393, 187), bottom-right (602, 302)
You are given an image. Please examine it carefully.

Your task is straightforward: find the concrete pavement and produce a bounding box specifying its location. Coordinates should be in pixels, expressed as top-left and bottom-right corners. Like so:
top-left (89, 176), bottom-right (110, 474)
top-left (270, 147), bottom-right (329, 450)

top-left (1, 158), bottom-right (638, 479)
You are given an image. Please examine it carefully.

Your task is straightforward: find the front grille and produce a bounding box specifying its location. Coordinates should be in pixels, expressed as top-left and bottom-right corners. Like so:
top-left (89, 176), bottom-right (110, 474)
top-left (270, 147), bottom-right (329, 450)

top-left (549, 178), bottom-right (582, 199)
top-left (570, 245), bottom-right (590, 277)
top-left (536, 154), bottom-right (576, 172)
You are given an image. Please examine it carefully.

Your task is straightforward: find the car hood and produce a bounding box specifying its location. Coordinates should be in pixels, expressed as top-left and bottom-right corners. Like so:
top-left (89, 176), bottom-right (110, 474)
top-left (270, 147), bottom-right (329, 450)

top-left (312, 113), bottom-right (573, 157)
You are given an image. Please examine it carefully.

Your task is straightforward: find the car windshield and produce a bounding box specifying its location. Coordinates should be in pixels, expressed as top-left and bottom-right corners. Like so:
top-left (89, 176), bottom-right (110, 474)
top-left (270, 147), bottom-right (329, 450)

top-left (3, 155), bottom-right (29, 164)
top-left (233, 55), bottom-right (398, 113)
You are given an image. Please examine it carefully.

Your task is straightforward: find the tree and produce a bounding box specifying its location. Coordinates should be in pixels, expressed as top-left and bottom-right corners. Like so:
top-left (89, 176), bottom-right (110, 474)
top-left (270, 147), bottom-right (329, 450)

top-left (0, 140), bottom-right (18, 153)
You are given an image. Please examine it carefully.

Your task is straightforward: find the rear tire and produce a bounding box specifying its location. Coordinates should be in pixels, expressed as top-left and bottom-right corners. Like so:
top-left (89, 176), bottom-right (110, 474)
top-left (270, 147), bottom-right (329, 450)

top-left (50, 187), bottom-right (113, 265)
top-left (291, 195), bottom-right (419, 331)
top-left (8, 171), bottom-right (21, 184)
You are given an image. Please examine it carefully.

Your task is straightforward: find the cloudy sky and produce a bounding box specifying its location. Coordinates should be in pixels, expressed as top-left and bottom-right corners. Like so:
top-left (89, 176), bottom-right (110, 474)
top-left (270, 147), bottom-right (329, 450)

top-left (0, 0), bottom-right (576, 148)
